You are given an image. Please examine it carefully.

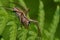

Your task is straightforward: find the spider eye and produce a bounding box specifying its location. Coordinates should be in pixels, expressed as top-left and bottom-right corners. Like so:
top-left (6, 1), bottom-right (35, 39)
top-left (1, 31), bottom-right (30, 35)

top-left (27, 21), bottom-right (30, 26)
top-left (28, 21), bottom-right (30, 24)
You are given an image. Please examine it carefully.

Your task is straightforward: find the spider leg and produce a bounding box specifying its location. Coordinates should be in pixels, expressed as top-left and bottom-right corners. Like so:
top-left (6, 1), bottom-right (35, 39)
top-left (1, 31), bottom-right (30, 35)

top-left (22, 8), bottom-right (30, 17)
top-left (29, 19), bottom-right (41, 37)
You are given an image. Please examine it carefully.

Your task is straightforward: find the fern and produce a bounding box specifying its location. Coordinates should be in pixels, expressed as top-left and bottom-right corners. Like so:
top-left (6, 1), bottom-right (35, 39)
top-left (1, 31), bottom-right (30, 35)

top-left (0, 0), bottom-right (60, 40)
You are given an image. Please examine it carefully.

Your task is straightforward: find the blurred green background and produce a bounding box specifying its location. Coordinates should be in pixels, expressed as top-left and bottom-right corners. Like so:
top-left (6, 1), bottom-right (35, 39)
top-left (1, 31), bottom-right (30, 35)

top-left (0, 0), bottom-right (60, 40)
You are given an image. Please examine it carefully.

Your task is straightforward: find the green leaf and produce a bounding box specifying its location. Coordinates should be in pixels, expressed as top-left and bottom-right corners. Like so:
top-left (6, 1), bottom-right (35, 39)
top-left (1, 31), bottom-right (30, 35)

top-left (0, 0), bottom-right (60, 40)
